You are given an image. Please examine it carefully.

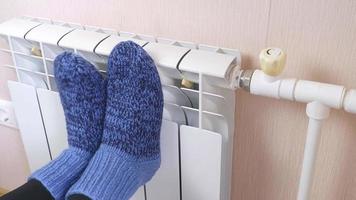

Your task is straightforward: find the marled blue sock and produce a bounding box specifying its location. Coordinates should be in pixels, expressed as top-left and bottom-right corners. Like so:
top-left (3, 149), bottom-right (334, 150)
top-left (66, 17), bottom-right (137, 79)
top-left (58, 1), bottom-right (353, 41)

top-left (66, 41), bottom-right (164, 200)
top-left (30, 52), bottom-right (107, 200)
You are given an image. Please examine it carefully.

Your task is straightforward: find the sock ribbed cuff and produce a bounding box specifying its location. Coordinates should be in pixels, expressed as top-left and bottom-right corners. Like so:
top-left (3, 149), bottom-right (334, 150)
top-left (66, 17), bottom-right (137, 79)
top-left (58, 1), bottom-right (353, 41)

top-left (30, 148), bottom-right (92, 200)
top-left (66, 145), bottom-right (160, 200)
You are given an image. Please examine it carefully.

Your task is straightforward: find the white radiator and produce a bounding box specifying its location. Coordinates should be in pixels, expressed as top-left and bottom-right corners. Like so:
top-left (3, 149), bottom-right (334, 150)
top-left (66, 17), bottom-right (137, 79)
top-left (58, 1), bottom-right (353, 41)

top-left (0, 17), bottom-right (240, 200)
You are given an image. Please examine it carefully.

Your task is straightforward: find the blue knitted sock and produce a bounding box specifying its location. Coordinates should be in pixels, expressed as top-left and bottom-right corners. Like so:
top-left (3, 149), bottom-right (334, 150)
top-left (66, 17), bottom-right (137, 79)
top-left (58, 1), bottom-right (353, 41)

top-left (30, 52), bottom-right (107, 200)
top-left (66, 41), bottom-right (164, 200)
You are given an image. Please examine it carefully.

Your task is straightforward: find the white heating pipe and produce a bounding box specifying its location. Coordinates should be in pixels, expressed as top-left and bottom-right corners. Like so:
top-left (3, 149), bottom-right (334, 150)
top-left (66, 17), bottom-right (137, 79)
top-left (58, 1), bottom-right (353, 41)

top-left (247, 71), bottom-right (348, 200)
top-left (297, 101), bottom-right (330, 200)
top-left (249, 70), bottom-right (355, 114)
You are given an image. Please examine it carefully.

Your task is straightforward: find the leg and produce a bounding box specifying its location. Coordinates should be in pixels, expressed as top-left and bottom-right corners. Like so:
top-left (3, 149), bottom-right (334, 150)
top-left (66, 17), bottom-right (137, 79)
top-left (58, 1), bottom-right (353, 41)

top-left (0, 180), bottom-right (53, 200)
top-left (66, 41), bottom-right (164, 200)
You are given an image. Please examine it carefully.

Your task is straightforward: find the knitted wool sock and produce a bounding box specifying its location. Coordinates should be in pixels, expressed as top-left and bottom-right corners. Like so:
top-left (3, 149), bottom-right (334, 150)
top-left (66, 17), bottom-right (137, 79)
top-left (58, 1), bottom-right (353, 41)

top-left (30, 52), bottom-right (107, 200)
top-left (66, 41), bottom-right (164, 200)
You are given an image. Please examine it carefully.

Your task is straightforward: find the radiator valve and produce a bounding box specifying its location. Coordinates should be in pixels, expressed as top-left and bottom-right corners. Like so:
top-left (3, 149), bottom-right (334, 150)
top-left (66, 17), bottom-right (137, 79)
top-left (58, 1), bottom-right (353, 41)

top-left (259, 47), bottom-right (286, 81)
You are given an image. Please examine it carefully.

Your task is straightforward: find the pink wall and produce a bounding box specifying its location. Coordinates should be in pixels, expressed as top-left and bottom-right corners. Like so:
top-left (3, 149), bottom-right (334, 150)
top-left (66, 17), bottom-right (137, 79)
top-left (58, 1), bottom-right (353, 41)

top-left (0, 0), bottom-right (356, 199)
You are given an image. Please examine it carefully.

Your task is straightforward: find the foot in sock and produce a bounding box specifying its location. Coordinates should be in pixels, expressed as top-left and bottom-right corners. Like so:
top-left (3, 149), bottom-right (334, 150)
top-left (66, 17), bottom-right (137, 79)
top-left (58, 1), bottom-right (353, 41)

top-left (66, 41), bottom-right (164, 200)
top-left (30, 52), bottom-right (107, 200)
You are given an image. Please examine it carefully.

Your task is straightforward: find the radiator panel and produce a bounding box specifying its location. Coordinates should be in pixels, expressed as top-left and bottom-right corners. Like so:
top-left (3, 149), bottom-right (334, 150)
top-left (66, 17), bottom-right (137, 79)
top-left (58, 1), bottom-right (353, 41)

top-left (3, 17), bottom-right (239, 200)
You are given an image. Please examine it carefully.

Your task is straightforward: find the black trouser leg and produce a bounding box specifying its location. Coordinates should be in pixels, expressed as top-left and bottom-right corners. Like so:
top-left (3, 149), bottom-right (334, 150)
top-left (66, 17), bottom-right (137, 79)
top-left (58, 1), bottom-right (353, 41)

top-left (0, 180), bottom-right (90, 200)
top-left (0, 179), bottom-right (53, 200)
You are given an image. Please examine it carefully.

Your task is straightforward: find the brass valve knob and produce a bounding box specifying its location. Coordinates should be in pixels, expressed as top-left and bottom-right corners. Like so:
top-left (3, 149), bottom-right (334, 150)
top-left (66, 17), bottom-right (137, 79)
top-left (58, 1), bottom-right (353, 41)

top-left (181, 78), bottom-right (194, 89)
top-left (259, 48), bottom-right (286, 76)
top-left (31, 47), bottom-right (42, 57)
